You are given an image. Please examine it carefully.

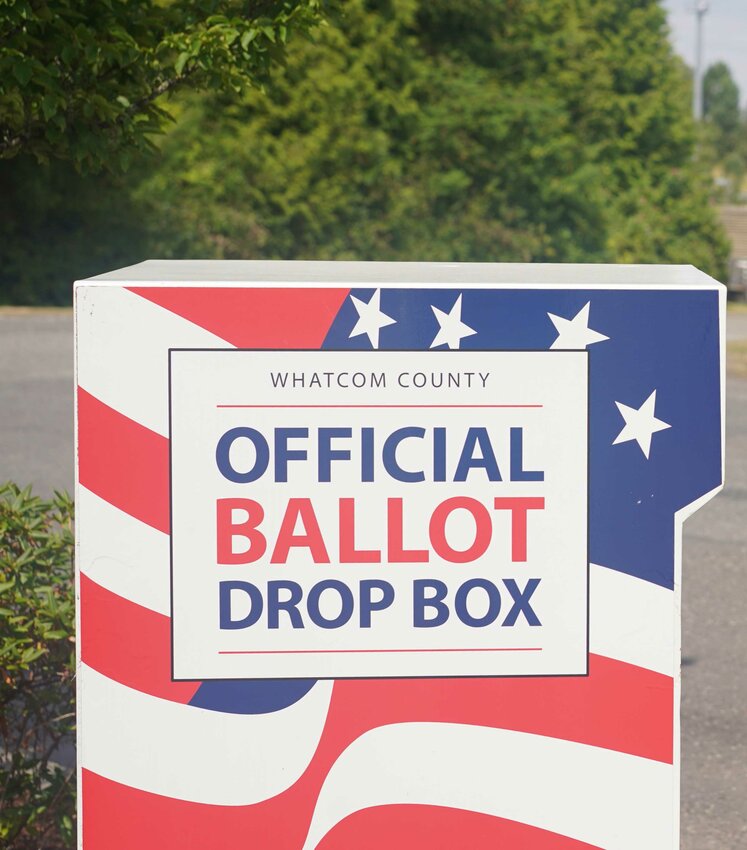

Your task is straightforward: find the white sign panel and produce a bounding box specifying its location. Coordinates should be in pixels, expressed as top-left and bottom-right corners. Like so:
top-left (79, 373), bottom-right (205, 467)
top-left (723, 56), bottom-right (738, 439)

top-left (170, 349), bottom-right (588, 679)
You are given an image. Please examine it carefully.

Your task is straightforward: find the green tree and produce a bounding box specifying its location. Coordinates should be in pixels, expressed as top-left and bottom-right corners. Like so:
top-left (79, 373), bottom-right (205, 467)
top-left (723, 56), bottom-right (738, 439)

top-left (0, 0), bottom-right (333, 172)
top-left (0, 484), bottom-right (75, 848)
top-left (131, 0), bottom-right (727, 278)
top-left (0, 0), bottom-right (731, 303)
top-left (0, 155), bottom-right (149, 303)
top-left (702, 61), bottom-right (740, 160)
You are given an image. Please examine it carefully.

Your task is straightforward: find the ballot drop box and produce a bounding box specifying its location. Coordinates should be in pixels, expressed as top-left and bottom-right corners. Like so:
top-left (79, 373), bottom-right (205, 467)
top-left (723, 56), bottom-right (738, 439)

top-left (75, 261), bottom-right (724, 850)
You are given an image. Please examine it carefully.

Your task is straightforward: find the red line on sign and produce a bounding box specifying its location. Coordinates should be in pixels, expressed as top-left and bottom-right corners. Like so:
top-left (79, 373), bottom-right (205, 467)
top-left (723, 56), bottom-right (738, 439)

top-left (216, 404), bottom-right (543, 409)
top-left (218, 647), bottom-right (543, 655)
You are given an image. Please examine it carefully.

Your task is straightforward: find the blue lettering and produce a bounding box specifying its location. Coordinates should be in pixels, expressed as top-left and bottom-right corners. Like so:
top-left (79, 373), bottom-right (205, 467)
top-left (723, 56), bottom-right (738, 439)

top-left (307, 579), bottom-right (354, 629)
top-left (454, 578), bottom-right (502, 627)
top-left (216, 427), bottom-right (269, 483)
top-left (413, 579), bottom-right (449, 627)
top-left (359, 579), bottom-right (395, 627)
top-left (383, 427), bottom-right (426, 483)
top-left (502, 578), bottom-right (541, 626)
top-left (267, 580), bottom-right (304, 629)
top-left (510, 427), bottom-right (544, 481)
top-left (454, 427), bottom-right (502, 482)
top-left (318, 427), bottom-right (352, 482)
top-left (274, 428), bottom-right (308, 482)
top-left (219, 580), bottom-right (263, 629)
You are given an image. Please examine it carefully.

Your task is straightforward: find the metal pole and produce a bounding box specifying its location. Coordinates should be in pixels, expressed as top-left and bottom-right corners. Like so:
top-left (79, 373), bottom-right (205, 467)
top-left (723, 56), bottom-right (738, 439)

top-left (693, 0), bottom-right (709, 121)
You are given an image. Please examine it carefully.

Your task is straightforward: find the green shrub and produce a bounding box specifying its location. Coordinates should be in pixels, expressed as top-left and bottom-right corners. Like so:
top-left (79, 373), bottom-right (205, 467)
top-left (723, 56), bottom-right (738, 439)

top-left (0, 484), bottom-right (75, 849)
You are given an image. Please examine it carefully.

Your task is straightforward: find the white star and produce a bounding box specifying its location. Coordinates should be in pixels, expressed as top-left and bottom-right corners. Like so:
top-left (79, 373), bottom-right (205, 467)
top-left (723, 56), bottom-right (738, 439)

top-left (430, 294), bottom-right (477, 350)
top-left (613, 390), bottom-right (671, 459)
top-left (548, 302), bottom-right (609, 350)
top-left (348, 289), bottom-right (396, 348)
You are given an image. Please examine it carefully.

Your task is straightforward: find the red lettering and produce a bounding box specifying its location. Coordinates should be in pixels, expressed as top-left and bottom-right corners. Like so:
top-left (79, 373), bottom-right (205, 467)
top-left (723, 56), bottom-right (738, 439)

top-left (387, 497), bottom-right (429, 562)
top-left (271, 498), bottom-right (330, 564)
top-left (493, 497), bottom-right (545, 562)
top-left (429, 496), bottom-right (492, 563)
top-left (339, 498), bottom-right (381, 563)
top-left (216, 498), bottom-right (267, 564)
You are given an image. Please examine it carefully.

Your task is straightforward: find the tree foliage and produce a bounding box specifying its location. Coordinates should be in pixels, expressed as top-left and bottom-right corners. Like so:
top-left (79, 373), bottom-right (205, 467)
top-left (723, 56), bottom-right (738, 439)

top-left (132, 0), bottom-right (728, 278)
top-left (703, 61), bottom-right (740, 160)
top-left (700, 61), bottom-right (746, 202)
top-left (0, 0), bottom-right (333, 172)
top-left (0, 155), bottom-right (148, 303)
top-left (0, 484), bottom-right (75, 848)
top-left (0, 0), bottom-right (731, 303)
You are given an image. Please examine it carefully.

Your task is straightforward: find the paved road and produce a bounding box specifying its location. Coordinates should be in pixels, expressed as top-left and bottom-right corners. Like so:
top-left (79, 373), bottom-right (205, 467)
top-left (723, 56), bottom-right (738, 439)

top-left (1, 308), bottom-right (745, 847)
top-left (726, 310), bottom-right (747, 341)
top-left (0, 309), bottom-right (74, 493)
top-left (681, 372), bottom-right (747, 849)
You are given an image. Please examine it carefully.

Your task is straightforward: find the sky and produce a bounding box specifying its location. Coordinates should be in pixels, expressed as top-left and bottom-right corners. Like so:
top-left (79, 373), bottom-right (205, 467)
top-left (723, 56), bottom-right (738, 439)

top-left (663, 0), bottom-right (747, 105)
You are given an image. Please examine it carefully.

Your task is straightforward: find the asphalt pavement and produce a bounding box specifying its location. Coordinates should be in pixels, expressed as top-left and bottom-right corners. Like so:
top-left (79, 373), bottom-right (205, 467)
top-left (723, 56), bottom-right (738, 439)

top-left (0, 309), bottom-right (74, 493)
top-left (0, 306), bottom-right (745, 848)
top-left (681, 371), bottom-right (747, 849)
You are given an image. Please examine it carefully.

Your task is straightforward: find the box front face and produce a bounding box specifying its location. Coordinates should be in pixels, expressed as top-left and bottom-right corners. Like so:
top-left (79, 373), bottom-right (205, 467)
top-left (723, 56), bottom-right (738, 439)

top-left (170, 349), bottom-right (588, 680)
top-left (76, 278), bottom-right (724, 850)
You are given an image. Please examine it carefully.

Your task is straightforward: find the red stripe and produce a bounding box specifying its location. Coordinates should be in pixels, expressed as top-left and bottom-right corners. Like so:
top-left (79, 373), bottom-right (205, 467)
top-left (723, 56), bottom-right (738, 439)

top-left (81, 650), bottom-right (670, 849)
top-left (77, 388), bottom-right (169, 533)
top-left (80, 574), bottom-right (199, 704)
top-left (80, 570), bottom-right (672, 760)
top-left (81, 566), bottom-right (673, 761)
top-left (317, 805), bottom-right (602, 850)
top-left (331, 656), bottom-right (673, 765)
top-left (128, 287), bottom-right (350, 349)
top-left (83, 773), bottom-right (603, 850)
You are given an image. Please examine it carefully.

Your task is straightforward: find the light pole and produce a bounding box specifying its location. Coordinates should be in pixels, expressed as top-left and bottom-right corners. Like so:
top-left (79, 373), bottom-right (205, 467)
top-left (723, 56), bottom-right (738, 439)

top-left (693, 0), bottom-right (710, 120)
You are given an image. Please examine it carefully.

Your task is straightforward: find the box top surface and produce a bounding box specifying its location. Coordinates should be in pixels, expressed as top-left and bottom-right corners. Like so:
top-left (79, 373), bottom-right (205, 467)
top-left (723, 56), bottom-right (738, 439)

top-left (78, 260), bottom-right (722, 289)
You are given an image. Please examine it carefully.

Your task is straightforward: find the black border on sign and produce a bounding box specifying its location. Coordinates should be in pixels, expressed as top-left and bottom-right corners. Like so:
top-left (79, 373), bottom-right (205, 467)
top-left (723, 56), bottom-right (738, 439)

top-left (167, 347), bottom-right (590, 683)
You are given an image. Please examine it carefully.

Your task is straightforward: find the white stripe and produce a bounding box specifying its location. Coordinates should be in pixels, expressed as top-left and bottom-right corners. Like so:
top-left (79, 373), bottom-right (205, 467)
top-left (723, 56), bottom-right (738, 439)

top-left (78, 664), bottom-right (332, 805)
top-left (76, 486), bottom-right (676, 678)
top-left (301, 722), bottom-right (674, 850)
top-left (590, 563), bottom-right (674, 676)
top-left (76, 286), bottom-right (228, 435)
top-left (77, 486), bottom-right (170, 615)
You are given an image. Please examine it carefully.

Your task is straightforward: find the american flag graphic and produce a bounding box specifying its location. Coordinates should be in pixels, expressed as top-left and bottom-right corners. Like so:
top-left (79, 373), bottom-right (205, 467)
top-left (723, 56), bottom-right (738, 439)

top-left (75, 266), bottom-right (723, 850)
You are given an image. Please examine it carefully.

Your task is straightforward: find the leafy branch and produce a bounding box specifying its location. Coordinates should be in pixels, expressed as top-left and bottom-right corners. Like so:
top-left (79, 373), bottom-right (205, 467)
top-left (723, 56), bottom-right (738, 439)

top-left (0, 0), bottom-right (335, 171)
top-left (0, 483), bottom-right (76, 848)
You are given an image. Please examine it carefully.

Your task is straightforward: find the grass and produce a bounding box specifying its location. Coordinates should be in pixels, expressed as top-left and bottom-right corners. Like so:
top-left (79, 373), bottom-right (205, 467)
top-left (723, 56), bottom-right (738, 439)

top-left (0, 306), bottom-right (72, 314)
top-left (727, 340), bottom-right (747, 378)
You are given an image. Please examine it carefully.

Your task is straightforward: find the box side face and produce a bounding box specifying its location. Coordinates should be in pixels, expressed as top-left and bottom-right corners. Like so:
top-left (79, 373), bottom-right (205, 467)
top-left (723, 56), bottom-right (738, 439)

top-left (76, 278), bottom-right (723, 850)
